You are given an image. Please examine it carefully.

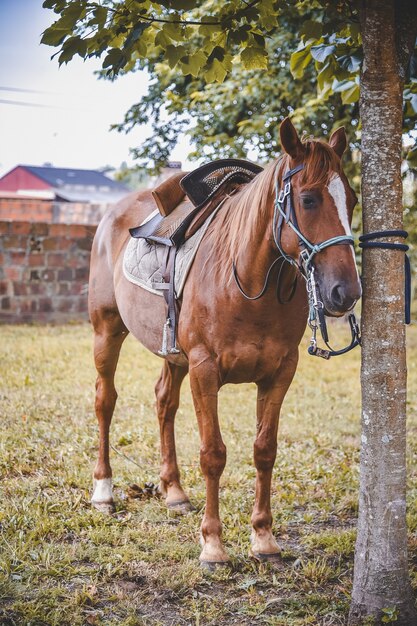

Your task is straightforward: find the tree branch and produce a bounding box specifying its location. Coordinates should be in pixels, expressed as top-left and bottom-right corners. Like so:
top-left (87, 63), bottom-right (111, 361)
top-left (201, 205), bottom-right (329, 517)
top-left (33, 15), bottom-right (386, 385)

top-left (87, 0), bottom-right (262, 27)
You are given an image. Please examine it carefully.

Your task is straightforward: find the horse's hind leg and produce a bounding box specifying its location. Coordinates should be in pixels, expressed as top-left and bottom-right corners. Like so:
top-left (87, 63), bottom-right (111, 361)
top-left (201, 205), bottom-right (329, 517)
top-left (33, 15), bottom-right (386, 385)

top-left (91, 311), bottom-right (128, 514)
top-left (155, 361), bottom-right (193, 513)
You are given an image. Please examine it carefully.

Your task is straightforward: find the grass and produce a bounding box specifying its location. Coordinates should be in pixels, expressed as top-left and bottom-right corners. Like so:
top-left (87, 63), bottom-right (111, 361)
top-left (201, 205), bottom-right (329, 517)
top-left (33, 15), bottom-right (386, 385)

top-left (0, 322), bottom-right (417, 625)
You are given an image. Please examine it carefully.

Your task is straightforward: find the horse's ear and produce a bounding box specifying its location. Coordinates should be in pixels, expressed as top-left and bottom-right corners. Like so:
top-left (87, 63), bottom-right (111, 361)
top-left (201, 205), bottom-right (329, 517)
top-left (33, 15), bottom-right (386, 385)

top-left (329, 127), bottom-right (347, 158)
top-left (280, 117), bottom-right (304, 159)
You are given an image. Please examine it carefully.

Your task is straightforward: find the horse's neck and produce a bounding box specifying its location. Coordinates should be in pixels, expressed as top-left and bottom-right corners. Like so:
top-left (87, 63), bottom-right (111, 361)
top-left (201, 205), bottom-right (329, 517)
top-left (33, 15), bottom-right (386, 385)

top-left (220, 185), bottom-right (279, 292)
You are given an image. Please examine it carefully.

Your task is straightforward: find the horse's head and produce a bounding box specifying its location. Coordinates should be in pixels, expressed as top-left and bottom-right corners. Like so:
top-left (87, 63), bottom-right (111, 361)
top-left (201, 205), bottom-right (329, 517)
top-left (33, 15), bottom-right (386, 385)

top-left (278, 117), bottom-right (361, 317)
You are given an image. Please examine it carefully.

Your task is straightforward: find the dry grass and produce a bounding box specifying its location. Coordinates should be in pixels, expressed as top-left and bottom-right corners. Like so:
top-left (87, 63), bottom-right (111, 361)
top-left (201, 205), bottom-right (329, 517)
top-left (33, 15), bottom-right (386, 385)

top-left (1, 322), bottom-right (417, 625)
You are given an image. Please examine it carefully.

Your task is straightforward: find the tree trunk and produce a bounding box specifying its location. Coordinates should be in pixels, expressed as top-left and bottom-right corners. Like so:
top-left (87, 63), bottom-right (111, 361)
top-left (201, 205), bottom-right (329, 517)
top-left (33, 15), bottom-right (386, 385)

top-left (349, 1), bottom-right (417, 624)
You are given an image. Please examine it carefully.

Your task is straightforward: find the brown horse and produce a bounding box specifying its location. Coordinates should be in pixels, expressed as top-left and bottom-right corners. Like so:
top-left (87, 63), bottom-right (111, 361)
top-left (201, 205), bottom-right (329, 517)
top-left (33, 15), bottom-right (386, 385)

top-left (88, 118), bottom-right (361, 566)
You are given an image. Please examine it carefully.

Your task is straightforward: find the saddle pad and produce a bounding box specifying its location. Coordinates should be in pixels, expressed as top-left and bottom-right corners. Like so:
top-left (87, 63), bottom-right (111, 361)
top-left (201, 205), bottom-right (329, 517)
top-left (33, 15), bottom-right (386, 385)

top-left (123, 207), bottom-right (219, 297)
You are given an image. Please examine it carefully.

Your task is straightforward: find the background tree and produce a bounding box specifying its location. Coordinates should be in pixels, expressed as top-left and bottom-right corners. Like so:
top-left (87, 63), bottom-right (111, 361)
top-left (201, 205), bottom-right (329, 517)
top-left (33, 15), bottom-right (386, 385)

top-left (42, 1), bottom-right (417, 622)
top-left (40, 1), bottom-right (416, 165)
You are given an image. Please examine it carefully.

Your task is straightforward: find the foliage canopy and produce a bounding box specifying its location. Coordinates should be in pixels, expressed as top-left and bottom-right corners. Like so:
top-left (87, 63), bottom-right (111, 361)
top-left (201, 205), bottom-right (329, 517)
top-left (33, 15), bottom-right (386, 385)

top-left (41, 0), bottom-right (417, 170)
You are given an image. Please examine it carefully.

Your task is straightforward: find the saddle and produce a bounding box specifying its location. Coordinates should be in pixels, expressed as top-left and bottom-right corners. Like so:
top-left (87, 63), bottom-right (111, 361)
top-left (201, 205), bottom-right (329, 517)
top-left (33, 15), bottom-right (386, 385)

top-left (129, 159), bottom-right (263, 355)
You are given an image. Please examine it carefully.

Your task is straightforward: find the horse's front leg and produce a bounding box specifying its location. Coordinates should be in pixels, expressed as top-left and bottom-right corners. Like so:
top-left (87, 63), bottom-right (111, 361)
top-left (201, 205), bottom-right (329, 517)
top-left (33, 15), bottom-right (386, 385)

top-left (251, 354), bottom-right (299, 561)
top-left (189, 354), bottom-right (228, 567)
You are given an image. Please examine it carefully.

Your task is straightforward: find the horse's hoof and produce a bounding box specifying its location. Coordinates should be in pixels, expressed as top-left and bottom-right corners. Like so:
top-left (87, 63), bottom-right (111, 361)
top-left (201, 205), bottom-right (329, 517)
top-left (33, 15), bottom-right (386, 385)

top-left (92, 500), bottom-right (115, 515)
top-left (251, 550), bottom-right (281, 565)
top-left (167, 499), bottom-right (195, 514)
top-left (200, 559), bottom-right (230, 571)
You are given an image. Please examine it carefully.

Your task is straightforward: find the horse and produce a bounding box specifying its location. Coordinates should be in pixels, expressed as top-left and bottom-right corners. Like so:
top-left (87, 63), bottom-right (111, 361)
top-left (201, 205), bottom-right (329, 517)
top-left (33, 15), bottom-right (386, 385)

top-left (88, 117), bottom-right (361, 567)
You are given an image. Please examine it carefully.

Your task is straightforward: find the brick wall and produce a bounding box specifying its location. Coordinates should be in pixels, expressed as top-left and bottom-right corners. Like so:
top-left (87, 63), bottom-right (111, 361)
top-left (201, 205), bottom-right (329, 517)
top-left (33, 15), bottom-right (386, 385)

top-left (52, 201), bottom-right (108, 225)
top-left (0, 197), bottom-right (53, 222)
top-left (0, 197), bottom-right (109, 225)
top-left (0, 220), bottom-right (97, 323)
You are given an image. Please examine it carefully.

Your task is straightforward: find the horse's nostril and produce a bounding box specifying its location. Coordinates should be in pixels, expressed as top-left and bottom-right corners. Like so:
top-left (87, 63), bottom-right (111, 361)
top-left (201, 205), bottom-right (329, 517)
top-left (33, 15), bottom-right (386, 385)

top-left (330, 283), bottom-right (357, 312)
top-left (331, 284), bottom-right (344, 307)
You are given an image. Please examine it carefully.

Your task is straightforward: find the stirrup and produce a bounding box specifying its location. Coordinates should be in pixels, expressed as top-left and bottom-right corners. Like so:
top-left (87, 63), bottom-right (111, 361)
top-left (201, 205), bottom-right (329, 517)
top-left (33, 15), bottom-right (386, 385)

top-left (158, 318), bottom-right (170, 356)
top-left (158, 318), bottom-right (180, 356)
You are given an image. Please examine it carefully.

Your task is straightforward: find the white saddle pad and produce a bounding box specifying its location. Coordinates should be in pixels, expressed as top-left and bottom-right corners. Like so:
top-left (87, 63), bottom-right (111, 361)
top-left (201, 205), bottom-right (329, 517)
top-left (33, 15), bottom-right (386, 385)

top-left (123, 207), bottom-right (218, 297)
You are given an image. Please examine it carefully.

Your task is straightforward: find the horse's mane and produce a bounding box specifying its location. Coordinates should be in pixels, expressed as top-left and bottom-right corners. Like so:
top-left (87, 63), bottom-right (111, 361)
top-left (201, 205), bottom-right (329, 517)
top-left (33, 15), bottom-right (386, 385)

top-left (203, 138), bottom-right (341, 284)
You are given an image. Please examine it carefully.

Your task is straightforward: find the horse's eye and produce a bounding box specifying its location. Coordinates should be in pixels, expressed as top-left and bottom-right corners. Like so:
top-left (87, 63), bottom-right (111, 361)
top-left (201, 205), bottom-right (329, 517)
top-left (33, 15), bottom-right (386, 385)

top-left (301, 196), bottom-right (316, 209)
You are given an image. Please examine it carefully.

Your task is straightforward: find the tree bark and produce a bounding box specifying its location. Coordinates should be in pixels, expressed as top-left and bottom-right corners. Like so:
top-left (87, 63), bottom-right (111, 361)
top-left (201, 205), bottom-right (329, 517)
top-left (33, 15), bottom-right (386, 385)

top-left (349, 1), bottom-right (417, 624)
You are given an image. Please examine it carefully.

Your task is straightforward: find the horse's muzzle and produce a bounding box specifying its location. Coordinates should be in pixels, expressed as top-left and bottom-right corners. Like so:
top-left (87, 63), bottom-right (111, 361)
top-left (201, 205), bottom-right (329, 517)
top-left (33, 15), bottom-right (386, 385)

top-left (320, 279), bottom-right (362, 317)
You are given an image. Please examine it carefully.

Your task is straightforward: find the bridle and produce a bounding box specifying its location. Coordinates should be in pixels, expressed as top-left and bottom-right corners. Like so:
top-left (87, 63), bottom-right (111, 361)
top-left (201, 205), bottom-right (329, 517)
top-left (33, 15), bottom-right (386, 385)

top-left (233, 162), bottom-right (362, 359)
top-left (273, 163), bottom-right (361, 359)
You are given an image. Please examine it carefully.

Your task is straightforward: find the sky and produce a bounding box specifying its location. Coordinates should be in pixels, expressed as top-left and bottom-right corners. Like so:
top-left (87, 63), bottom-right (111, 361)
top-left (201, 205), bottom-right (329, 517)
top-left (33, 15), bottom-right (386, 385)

top-left (0, 0), bottom-right (191, 177)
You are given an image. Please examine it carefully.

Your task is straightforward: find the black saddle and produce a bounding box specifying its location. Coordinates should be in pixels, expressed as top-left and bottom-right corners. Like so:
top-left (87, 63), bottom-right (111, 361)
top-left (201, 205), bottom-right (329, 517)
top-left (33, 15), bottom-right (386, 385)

top-left (130, 159), bottom-right (263, 247)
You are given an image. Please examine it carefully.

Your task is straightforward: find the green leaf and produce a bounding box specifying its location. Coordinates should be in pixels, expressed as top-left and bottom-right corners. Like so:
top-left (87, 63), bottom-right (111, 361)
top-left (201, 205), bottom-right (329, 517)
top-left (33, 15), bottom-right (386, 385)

top-left (409, 93), bottom-right (417, 113)
top-left (180, 51), bottom-right (207, 77)
top-left (56, 2), bottom-right (86, 30)
top-left (92, 6), bottom-right (107, 29)
top-left (167, 0), bottom-right (195, 8)
top-left (337, 53), bottom-right (362, 73)
top-left (41, 3), bottom-right (87, 46)
top-left (406, 146), bottom-right (417, 168)
top-left (341, 83), bottom-right (359, 104)
top-left (165, 44), bottom-right (186, 69)
top-left (199, 20), bottom-right (218, 37)
top-left (258, 0), bottom-right (278, 30)
top-left (123, 23), bottom-right (148, 52)
top-left (317, 62), bottom-right (334, 98)
top-left (155, 29), bottom-right (172, 49)
top-left (163, 22), bottom-right (183, 42)
top-left (332, 78), bottom-right (356, 93)
top-left (300, 20), bottom-right (323, 40)
top-left (310, 44), bottom-right (337, 64)
top-left (58, 36), bottom-right (87, 65)
top-left (102, 48), bottom-right (126, 73)
top-left (240, 47), bottom-right (268, 71)
top-left (41, 26), bottom-right (68, 46)
top-left (205, 58), bottom-right (227, 83)
top-left (227, 26), bottom-right (250, 45)
top-left (331, 78), bottom-right (360, 103)
top-left (290, 45), bottom-right (312, 79)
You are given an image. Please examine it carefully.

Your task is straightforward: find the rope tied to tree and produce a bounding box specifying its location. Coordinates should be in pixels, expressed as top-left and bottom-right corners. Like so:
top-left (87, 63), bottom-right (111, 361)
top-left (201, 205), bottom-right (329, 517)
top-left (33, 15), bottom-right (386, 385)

top-left (359, 230), bottom-right (411, 324)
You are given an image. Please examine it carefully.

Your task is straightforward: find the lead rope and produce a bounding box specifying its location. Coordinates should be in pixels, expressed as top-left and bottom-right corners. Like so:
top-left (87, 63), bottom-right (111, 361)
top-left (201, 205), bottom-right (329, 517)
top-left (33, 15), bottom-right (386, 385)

top-left (359, 230), bottom-right (411, 324)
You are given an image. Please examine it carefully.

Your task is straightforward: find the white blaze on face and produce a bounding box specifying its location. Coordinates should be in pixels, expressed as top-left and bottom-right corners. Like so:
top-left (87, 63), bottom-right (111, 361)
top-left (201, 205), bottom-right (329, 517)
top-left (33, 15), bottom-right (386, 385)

top-left (327, 174), bottom-right (360, 279)
top-left (327, 174), bottom-right (351, 236)
top-left (92, 478), bottom-right (113, 503)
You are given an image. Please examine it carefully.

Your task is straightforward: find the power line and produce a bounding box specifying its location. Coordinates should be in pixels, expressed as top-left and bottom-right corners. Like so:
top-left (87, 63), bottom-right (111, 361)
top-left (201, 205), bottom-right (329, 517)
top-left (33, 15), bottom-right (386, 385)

top-left (0, 86), bottom-right (56, 95)
top-left (0, 98), bottom-right (55, 108)
top-left (0, 98), bottom-right (79, 111)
